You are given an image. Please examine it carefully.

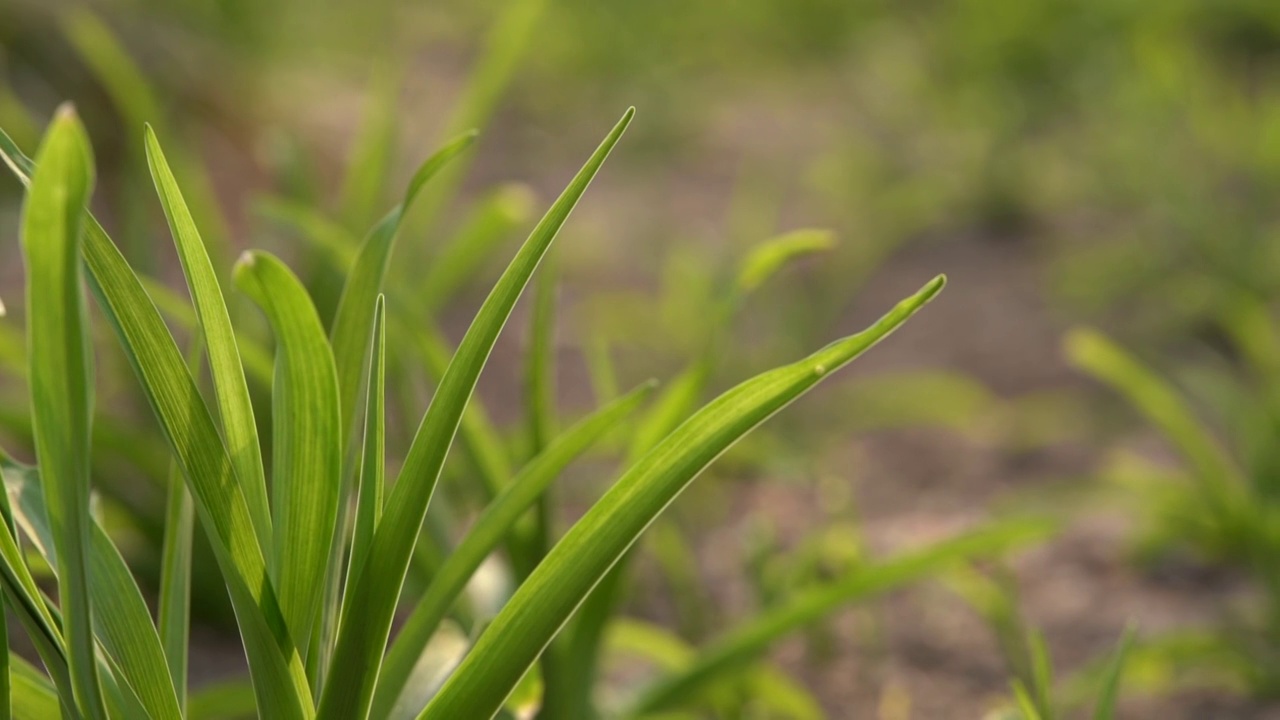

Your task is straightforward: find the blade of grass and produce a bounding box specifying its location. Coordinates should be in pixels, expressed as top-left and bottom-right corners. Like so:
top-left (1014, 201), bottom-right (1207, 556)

top-left (421, 275), bottom-right (946, 720)
top-left (318, 107), bottom-right (633, 720)
top-left (1065, 329), bottom-right (1244, 523)
top-left (233, 251), bottom-right (342, 670)
top-left (372, 381), bottom-right (655, 718)
top-left (331, 130), bottom-right (477, 454)
top-left (628, 518), bottom-right (1051, 716)
top-left (158, 340), bottom-right (202, 714)
top-left (315, 132), bottom-right (476, 683)
top-left (21, 105), bottom-right (106, 720)
top-left (1093, 628), bottom-right (1134, 720)
top-left (145, 124), bottom-right (273, 559)
top-left (343, 296), bottom-right (386, 618)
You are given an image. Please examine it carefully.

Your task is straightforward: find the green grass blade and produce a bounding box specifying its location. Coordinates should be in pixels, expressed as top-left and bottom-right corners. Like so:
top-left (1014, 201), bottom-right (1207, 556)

top-left (1093, 628), bottom-right (1134, 720)
top-left (10, 655), bottom-right (59, 720)
top-left (372, 381), bottom-right (655, 718)
top-left (21, 105), bottom-right (106, 720)
top-left (344, 295), bottom-right (386, 616)
top-left (1064, 329), bottom-right (1243, 512)
top-left (331, 130), bottom-right (477, 454)
top-left (233, 251), bottom-right (342, 665)
top-left (138, 274), bottom-right (274, 385)
top-left (629, 518), bottom-right (1051, 716)
top-left (421, 275), bottom-right (946, 720)
top-left (145, 124), bottom-right (273, 558)
top-left (157, 463), bottom-right (193, 713)
top-left (158, 341), bottom-right (203, 714)
top-left (318, 108), bottom-right (633, 720)
top-left (734, 229), bottom-right (834, 296)
top-left (5, 455), bottom-right (182, 720)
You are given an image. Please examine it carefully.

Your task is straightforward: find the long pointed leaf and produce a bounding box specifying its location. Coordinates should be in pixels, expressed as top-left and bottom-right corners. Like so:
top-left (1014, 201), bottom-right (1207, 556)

top-left (21, 105), bottom-right (106, 720)
top-left (234, 251), bottom-right (342, 666)
top-left (421, 275), bottom-right (946, 719)
top-left (372, 381), bottom-right (655, 717)
top-left (145, 125), bottom-right (272, 557)
top-left (317, 107), bottom-right (633, 720)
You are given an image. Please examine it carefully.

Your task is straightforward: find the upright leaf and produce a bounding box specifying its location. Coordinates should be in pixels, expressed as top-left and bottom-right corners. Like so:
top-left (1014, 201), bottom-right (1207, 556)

top-left (420, 275), bottom-right (946, 720)
top-left (20, 105), bottom-right (106, 720)
top-left (372, 381), bottom-right (655, 718)
top-left (145, 125), bottom-right (272, 555)
top-left (234, 251), bottom-right (342, 664)
top-left (317, 108), bottom-right (633, 720)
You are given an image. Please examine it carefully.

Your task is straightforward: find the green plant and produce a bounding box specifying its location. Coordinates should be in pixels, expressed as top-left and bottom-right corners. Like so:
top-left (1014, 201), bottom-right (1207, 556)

top-left (0, 104), bottom-right (1058, 720)
top-left (1067, 319), bottom-right (1280, 696)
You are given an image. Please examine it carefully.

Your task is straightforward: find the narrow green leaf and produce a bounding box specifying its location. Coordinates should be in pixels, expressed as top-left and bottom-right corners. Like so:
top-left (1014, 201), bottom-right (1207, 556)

top-left (372, 381), bottom-right (655, 718)
top-left (233, 250), bottom-right (342, 665)
top-left (1093, 628), bottom-right (1134, 720)
top-left (4, 456), bottom-right (182, 720)
top-left (422, 274), bottom-right (946, 720)
top-left (318, 107), bottom-right (633, 720)
top-left (21, 104), bottom-right (106, 720)
top-left (331, 129), bottom-right (477, 453)
top-left (734, 229), bottom-right (834, 295)
top-left (158, 340), bottom-right (203, 714)
top-left (1065, 329), bottom-right (1243, 518)
top-left (343, 295), bottom-right (386, 618)
top-left (145, 124), bottom-right (273, 559)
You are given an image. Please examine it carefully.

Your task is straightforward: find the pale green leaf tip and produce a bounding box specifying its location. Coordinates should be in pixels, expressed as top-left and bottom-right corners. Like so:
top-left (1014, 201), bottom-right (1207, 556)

top-left (1062, 326), bottom-right (1108, 368)
top-left (0, 295), bottom-right (5, 317)
top-left (232, 250), bottom-right (259, 276)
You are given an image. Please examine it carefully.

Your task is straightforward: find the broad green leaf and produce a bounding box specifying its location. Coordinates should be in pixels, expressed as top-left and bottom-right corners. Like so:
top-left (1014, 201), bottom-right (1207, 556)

top-left (627, 518), bottom-right (1050, 716)
top-left (234, 251), bottom-right (342, 664)
top-left (1093, 628), bottom-right (1134, 720)
top-left (10, 655), bottom-right (59, 720)
top-left (21, 105), bottom-right (106, 720)
top-left (318, 107), bottom-right (633, 720)
top-left (421, 274), bottom-right (946, 720)
top-left (145, 125), bottom-right (273, 558)
top-left (4, 456), bottom-right (182, 720)
top-left (372, 381), bottom-right (655, 718)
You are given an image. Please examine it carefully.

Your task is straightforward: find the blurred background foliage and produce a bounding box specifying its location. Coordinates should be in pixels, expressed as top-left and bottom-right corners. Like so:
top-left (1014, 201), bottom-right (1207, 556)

top-left (3, 0), bottom-right (1280, 716)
